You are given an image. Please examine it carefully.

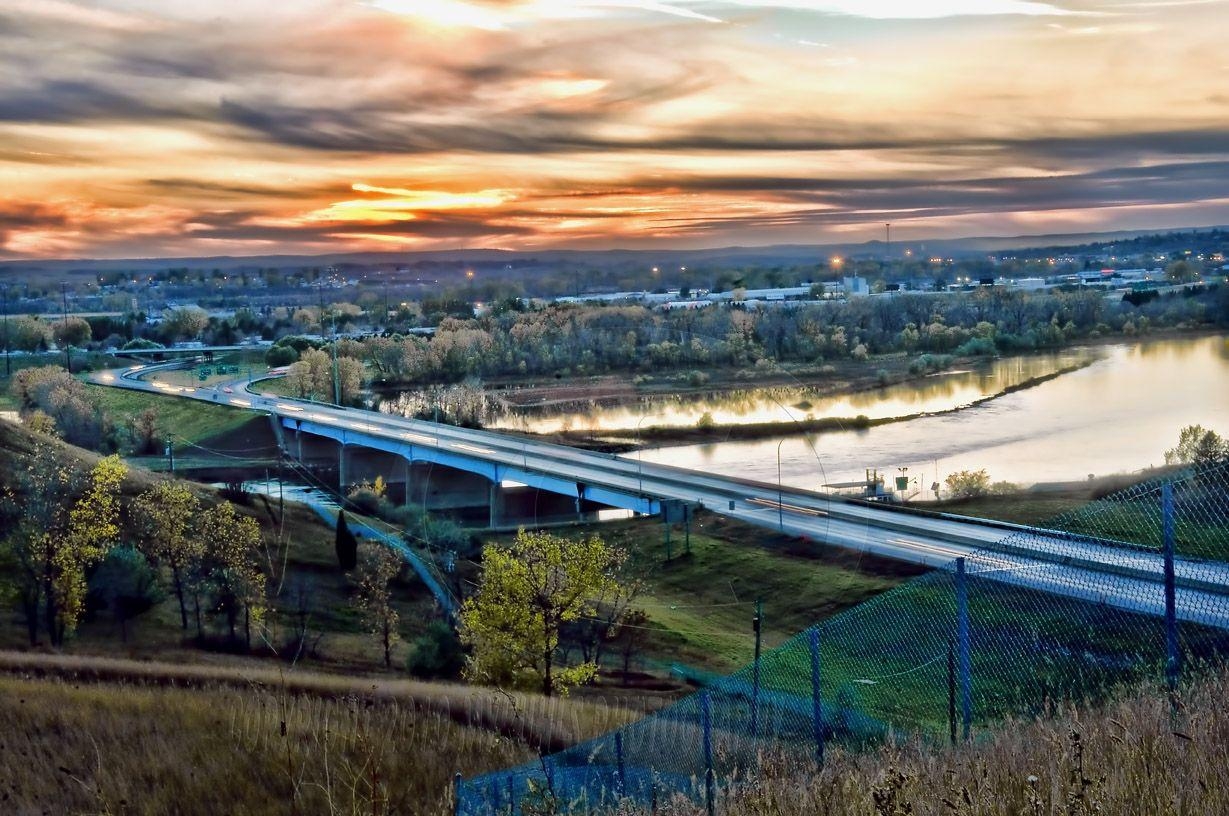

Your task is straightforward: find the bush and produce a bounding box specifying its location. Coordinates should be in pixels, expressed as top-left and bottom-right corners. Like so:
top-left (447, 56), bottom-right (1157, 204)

top-left (954, 337), bottom-right (996, 357)
top-left (346, 487), bottom-right (382, 516)
top-left (406, 620), bottom-right (466, 680)
top-left (86, 546), bottom-right (165, 642)
top-left (944, 469), bottom-right (992, 499)
top-left (265, 345), bottom-right (299, 367)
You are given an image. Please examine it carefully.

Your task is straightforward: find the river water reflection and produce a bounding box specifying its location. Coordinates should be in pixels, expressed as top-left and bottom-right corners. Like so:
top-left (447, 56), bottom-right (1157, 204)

top-left (637, 335), bottom-right (1229, 491)
top-left (488, 348), bottom-right (1098, 434)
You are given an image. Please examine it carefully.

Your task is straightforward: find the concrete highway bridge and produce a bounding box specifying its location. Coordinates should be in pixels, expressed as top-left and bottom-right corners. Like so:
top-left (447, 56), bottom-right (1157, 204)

top-left (89, 362), bottom-right (1229, 628)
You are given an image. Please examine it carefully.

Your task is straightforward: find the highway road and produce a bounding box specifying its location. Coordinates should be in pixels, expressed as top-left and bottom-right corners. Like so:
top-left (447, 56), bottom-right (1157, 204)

top-left (89, 362), bottom-right (1229, 628)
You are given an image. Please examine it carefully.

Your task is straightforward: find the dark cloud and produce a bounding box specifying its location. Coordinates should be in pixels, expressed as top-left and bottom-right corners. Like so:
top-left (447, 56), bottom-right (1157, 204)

top-left (143, 178), bottom-right (349, 199)
top-left (0, 201), bottom-right (72, 254)
top-left (0, 80), bottom-right (186, 123)
top-left (183, 209), bottom-right (535, 245)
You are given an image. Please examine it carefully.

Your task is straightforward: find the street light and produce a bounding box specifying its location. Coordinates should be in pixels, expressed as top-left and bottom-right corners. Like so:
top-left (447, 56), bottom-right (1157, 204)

top-left (777, 438), bottom-right (785, 533)
top-left (1, 283), bottom-right (9, 378)
top-left (635, 414), bottom-right (650, 497)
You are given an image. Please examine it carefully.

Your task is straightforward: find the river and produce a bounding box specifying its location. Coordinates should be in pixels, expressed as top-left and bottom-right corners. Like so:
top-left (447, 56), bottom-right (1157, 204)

top-left (485, 349), bottom-right (1097, 434)
top-left (633, 335), bottom-right (1229, 492)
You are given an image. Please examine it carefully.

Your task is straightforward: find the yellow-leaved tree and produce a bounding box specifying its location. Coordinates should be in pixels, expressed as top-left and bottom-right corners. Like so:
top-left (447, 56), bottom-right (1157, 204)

top-left (55, 454), bottom-right (127, 641)
top-left (352, 543), bottom-right (402, 668)
top-left (0, 442), bottom-right (127, 646)
top-left (132, 481), bottom-right (203, 632)
top-left (198, 502), bottom-right (265, 648)
top-left (459, 530), bottom-right (628, 697)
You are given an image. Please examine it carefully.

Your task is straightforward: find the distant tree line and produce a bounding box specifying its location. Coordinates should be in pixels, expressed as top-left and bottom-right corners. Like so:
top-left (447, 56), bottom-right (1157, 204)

top-left (326, 284), bottom-right (1229, 386)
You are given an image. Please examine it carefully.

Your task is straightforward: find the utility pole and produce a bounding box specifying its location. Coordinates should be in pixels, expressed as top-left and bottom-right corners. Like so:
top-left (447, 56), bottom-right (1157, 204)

top-left (776, 438), bottom-right (785, 533)
top-left (751, 598), bottom-right (763, 737)
top-left (60, 282), bottom-right (71, 372)
top-left (317, 282), bottom-right (340, 405)
top-left (1, 283), bottom-right (10, 378)
top-left (331, 310), bottom-right (340, 405)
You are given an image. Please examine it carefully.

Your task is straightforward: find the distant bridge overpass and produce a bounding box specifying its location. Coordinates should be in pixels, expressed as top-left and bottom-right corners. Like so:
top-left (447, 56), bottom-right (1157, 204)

top-left (89, 363), bottom-right (1229, 628)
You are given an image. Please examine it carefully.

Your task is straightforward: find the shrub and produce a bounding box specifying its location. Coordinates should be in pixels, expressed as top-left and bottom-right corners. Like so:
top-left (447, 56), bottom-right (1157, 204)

top-left (264, 345), bottom-right (298, 367)
top-left (954, 337), bottom-right (996, 357)
top-left (944, 469), bottom-right (992, 499)
top-left (406, 620), bottom-right (466, 680)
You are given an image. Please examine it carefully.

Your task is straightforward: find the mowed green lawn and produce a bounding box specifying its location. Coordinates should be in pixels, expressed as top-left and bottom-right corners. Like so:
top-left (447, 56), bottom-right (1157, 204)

top-left (486, 515), bottom-right (923, 673)
top-left (89, 384), bottom-right (257, 444)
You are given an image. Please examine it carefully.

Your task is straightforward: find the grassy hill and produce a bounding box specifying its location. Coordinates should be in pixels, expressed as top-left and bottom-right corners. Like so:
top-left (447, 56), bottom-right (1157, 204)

top-left (0, 657), bottom-right (642, 816)
top-left (1, 652), bottom-right (1222, 815)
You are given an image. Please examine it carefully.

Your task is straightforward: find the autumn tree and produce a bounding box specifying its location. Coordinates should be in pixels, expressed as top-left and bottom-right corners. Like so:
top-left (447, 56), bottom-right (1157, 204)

top-left (336, 356), bottom-right (366, 404)
top-left (1165, 425), bottom-right (1228, 467)
top-left (162, 306), bottom-right (208, 342)
top-left (132, 481), bottom-right (203, 630)
top-left (459, 530), bottom-right (629, 696)
top-left (6, 316), bottom-right (52, 352)
top-left (0, 445), bottom-right (127, 645)
top-left (130, 406), bottom-right (160, 454)
top-left (353, 544), bottom-right (402, 668)
top-left (198, 502), bottom-right (265, 647)
top-left (52, 316), bottom-right (92, 349)
top-left (943, 469), bottom-right (992, 499)
top-left (286, 347), bottom-right (332, 400)
top-left (10, 365), bottom-right (111, 449)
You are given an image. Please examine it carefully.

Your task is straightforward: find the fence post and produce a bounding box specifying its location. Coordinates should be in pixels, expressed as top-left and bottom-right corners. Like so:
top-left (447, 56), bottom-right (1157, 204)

top-left (809, 627), bottom-right (824, 768)
top-left (1162, 482), bottom-right (1180, 691)
top-left (615, 732), bottom-right (627, 798)
top-left (539, 751), bottom-right (555, 802)
top-left (751, 598), bottom-right (763, 738)
top-left (956, 557), bottom-right (972, 742)
top-left (453, 772), bottom-right (463, 816)
top-left (701, 692), bottom-right (715, 816)
top-left (947, 636), bottom-right (956, 746)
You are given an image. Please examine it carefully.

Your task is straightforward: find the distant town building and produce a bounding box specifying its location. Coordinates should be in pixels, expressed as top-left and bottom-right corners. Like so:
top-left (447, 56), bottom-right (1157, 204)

top-left (843, 276), bottom-right (869, 297)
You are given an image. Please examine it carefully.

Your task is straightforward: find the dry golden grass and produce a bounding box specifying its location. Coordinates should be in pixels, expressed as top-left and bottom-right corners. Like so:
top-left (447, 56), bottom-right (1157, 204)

top-left (0, 651), bottom-right (647, 756)
top-left (646, 667), bottom-right (1229, 816)
top-left (0, 649), bottom-right (662, 815)
top-left (0, 673), bottom-right (523, 815)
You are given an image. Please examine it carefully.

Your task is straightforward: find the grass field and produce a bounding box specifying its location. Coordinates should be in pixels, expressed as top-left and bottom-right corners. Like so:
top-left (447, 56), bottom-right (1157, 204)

top-left (88, 384), bottom-right (259, 445)
top-left (487, 515), bottom-right (924, 673)
top-left (0, 671), bottom-right (532, 815)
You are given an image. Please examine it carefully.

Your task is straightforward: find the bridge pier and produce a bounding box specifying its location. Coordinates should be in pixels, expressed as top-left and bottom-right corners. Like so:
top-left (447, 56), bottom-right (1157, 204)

top-left (489, 482), bottom-right (503, 529)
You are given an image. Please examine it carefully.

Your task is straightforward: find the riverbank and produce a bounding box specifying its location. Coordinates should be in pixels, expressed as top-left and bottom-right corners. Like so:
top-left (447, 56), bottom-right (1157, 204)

top-left (544, 357), bottom-right (1098, 449)
top-left (475, 326), bottom-right (1222, 416)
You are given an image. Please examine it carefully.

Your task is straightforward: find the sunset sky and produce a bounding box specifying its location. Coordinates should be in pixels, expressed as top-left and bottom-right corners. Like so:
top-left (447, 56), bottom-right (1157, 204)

top-left (2, 0), bottom-right (1228, 260)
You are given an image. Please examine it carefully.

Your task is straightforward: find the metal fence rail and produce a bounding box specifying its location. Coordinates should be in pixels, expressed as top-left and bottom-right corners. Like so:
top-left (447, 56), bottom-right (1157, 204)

top-left (457, 461), bottom-right (1229, 816)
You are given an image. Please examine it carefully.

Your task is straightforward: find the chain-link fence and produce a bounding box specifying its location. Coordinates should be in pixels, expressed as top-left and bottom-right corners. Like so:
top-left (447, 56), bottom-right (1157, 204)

top-left (456, 461), bottom-right (1229, 815)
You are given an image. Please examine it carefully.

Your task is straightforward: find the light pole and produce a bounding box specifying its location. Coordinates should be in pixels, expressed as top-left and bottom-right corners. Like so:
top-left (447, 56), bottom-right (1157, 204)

top-left (1, 284), bottom-right (9, 378)
top-left (635, 413), bottom-right (650, 497)
top-left (776, 438), bottom-right (785, 533)
top-left (60, 282), bottom-right (71, 372)
top-left (330, 310), bottom-right (340, 405)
